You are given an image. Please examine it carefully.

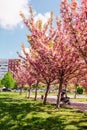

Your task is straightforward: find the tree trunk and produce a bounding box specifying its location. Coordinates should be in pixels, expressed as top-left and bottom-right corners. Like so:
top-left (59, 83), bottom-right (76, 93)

top-left (19, 87), bottom-right (22, 95)
top-left (56, 81), bottom-right (63, 108)
top-left (34, 86), bottom-right (38, 100)
top-left (27, 86), bottom-right (31, 98)
top-left (74, 84), bottom-right (78, 99)
top-left (43, 83), bottom-right (50, 105)
top-left (34, 81), bottom-right (39, 101)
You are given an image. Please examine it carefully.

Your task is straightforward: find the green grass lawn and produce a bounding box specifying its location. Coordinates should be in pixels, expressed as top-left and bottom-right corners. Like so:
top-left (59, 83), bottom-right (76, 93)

top-left (0, 92), bottom-right (87, 130)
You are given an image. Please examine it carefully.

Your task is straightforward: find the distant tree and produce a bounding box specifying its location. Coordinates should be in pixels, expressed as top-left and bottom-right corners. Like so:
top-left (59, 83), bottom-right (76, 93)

top-left (13, 62), bottom-right (36, 96)
top-left (1, 72), bottom-right (16, 88)
top-left (68, 69), bottom-right (85, 98)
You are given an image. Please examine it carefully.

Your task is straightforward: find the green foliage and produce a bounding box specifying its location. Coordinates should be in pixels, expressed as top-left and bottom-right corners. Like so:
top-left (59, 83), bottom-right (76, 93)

top-left (38, 85), bottom-right (45, 89)
top-left (1, 72), bottom-right (17, 89)
top-left (77, 87), bottom-right (83, 94)
top-left (0, 80), bottom-right (3, 87)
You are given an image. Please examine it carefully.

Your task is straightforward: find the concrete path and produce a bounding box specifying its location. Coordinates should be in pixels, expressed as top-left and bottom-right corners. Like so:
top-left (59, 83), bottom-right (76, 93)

top-left (46, 96), bottom-right (87, 112)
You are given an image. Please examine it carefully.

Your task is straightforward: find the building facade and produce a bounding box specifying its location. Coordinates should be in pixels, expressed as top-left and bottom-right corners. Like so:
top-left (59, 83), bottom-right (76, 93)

top-left (0, 59), bottom-right (8, 79)
top-left (0, 59), bottom-right (20, 79)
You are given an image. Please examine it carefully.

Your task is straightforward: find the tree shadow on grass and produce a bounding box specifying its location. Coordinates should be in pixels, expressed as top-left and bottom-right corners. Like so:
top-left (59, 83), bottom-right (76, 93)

top-left (0, 97), bottom-right (87, 130)
top-left (25, 116), bottom-right (65, 130)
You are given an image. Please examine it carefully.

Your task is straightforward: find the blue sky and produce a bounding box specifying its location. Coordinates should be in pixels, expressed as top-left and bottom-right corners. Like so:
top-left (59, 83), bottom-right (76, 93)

top-left (0, 0), bottom-right (61, 59)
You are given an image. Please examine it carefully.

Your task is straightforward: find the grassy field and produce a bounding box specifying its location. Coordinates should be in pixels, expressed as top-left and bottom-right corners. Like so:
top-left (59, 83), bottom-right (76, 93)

top-left (0, 92), bottom-right (87, 130)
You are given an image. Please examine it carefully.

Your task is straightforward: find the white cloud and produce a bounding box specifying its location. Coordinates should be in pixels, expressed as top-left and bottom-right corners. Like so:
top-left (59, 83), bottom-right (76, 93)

top-left (0, 0), bottom-right (51, 30)
top-left (34, 12), bottom-right (50, 25)
top-left (0, 0), bottom-right (30, 29)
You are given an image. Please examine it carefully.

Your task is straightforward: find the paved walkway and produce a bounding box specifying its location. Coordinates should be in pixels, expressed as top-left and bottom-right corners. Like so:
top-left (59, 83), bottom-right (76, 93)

top-left (66, 102), bottom-right (87, 112)
top-left (46, 97), bottom-right (87, 112)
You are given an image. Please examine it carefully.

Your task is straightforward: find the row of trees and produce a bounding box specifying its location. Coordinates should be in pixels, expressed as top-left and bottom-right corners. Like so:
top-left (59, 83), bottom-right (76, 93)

top-left (13, 0), bottom-right (87, 108)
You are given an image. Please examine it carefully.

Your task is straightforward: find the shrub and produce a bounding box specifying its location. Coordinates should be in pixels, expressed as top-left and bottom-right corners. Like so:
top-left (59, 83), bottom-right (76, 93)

top-left (77, 87), bottom-right (83, 94)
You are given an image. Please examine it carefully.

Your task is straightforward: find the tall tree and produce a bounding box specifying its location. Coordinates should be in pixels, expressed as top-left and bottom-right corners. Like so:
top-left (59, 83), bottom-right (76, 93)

top-left (19, 10), bottom-right (57, 104)
top-left (13, 62), bottom-right (35, 96)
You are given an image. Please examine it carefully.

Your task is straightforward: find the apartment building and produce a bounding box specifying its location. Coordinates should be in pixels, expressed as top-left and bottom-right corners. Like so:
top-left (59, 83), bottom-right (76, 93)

top-left (0, 59), bottom-right (21, 79)
top-left (0, 59), bottom-right (8, 79)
